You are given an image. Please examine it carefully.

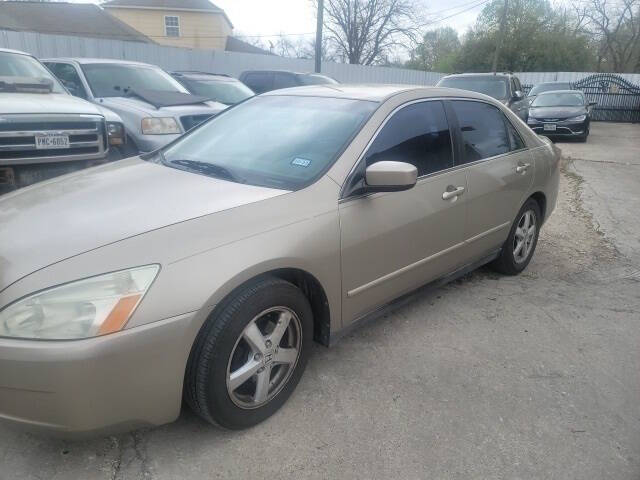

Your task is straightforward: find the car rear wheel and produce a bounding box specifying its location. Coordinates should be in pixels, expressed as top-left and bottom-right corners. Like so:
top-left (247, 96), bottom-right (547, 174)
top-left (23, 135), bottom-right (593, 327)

top-left (490, 199), bottom-right (541, 275)
top-left (184, 277), bottom-right (313, 429)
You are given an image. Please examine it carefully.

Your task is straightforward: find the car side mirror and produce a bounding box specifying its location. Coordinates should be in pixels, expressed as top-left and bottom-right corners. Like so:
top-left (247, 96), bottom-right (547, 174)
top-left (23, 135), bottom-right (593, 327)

top-left (513, 90), bottom-right (524, 101)
top-left (365, 161), bottom-right (417, 192)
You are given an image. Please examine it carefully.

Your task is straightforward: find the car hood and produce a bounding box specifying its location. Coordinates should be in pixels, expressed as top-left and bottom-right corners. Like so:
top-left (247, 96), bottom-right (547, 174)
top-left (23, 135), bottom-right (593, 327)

top-left (0, 92), bottom-right (106, 115)
top-left (97, 96), bottom-right (226, 116)
top-left (0, 158), bottom-right (287, 291)
top-left (529, 106), bottom-right (586, 119)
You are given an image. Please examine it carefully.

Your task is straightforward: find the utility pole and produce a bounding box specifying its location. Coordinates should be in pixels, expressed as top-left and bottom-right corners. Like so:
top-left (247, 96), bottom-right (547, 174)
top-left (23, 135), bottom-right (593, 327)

top-left (492, 0), bottom-right (508, 73)
top-left (315, 0), bottom-right (324, 73)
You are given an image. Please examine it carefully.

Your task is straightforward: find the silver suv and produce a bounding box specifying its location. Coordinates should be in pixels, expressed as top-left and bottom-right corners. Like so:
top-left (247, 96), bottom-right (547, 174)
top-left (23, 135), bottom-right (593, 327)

top-left (0, 48), bottom-right (125, 193)
top-left (43, 58), bottom-right (227, 155)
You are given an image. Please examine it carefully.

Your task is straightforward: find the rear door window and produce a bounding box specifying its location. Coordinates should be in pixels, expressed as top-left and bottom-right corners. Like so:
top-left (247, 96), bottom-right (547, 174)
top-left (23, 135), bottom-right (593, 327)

top-left (450, 100), bottom-right (510, 163)
top-left (242, 72), bottom-right (273, 94)
top-left (364, 100), bottom-right (454, 177)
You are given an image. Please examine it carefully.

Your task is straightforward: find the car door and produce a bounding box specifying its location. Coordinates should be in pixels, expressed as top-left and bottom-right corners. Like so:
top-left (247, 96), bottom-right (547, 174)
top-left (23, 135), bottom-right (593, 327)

top-left (510, 77), bottom-right (528, 119)
top-left (339, 100), bottom-right (468, 324)
top-left (448, 100), bottom-right (534, 261)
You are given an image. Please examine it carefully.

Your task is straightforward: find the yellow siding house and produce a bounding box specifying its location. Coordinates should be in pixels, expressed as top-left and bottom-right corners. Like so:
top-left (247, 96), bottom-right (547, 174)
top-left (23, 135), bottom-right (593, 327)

top-left (102, 0), bottom-right (233, 50)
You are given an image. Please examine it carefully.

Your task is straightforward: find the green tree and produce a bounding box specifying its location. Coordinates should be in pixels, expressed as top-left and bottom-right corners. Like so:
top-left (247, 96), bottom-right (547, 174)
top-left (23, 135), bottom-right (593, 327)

top-left (407, 27), bottom-right (461, 72)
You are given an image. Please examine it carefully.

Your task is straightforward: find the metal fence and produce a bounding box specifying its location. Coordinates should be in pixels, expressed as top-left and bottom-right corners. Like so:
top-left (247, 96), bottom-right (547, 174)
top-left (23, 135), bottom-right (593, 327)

top-left (2, 28), bottom-right (640, 121)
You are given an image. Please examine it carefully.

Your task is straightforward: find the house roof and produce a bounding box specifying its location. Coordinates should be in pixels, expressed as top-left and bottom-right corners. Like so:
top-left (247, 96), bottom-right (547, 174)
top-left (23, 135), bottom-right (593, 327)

top-left (0, 1), bottom-right (151, 42)
top-left (102, 0), bottom-right (233, 27)
top-left (225, 36), bottom-right (274, 56)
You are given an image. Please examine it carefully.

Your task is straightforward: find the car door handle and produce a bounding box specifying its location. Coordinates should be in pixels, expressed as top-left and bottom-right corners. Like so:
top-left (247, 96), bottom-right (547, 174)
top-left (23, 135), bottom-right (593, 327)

top-left (442, 186), bottom-right (465, 200)
top-left (516, 163), bottom-right (531, 173)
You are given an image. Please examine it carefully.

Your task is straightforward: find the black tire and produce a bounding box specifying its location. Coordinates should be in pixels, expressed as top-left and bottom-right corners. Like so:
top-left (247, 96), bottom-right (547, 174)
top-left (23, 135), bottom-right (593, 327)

top-left (490, 198), bottom-right (542, 275)
top-left (184, 276), bottom-right (313, 429)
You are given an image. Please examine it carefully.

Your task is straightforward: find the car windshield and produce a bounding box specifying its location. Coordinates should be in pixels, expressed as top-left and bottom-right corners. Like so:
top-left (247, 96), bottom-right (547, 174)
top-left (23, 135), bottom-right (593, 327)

top-left (0, 52), bottom-right (65, 93)
top-left (161, 95), bottom-right (377, 190)
top-left (181, 77), bottom-right (254, 105)
top-left (532, 92), bottom-right (584, 107)
top-left (81, 63), bottom-right (188, 97)
top-left (299, 74), bottom-right (339, 86)
top-left (528, 83), bottom-right (572, 96)
top-left (438, 76), bottom-right (508, 99)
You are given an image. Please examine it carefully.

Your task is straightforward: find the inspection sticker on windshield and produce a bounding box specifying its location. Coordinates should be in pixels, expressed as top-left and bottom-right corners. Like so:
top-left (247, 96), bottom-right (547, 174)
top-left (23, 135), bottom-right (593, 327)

top-left (291, 157), bottom-right (312, 167)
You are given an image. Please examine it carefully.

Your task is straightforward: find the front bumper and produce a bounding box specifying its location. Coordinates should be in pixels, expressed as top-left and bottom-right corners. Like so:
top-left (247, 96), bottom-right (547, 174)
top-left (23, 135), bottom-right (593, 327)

top-left (529, 120), bottom-right (587, 136)
top-left (0, 312), bottom-right (199, 438)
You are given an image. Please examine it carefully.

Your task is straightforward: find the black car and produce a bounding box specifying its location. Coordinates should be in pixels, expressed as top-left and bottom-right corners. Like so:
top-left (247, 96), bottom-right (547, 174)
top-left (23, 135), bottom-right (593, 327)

top-left (171, 71), bottom-right (255, 106)
top-left (436, 72), bottom-right (528, 119)
top-left (527, 90), bottom-right (595, 142)
top-left (526, 82), bottom-right (573, 104)
top-left (239, 70), bottom-right (338, 94)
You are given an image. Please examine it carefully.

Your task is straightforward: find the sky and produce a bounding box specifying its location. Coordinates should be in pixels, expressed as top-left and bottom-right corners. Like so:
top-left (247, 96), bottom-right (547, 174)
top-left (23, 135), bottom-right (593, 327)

top-left (71, 0), bottom-right (486, 43)
top-left (213, 0), bottom-right (485, 42)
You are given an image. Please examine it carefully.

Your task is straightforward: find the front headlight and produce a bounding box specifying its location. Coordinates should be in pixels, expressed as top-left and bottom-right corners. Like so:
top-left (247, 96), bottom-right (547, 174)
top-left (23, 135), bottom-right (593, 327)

top-left (141, 117), bottom-right (181, 135)
top-left (106, 121), bottom-right (125, 146)
top-left (527, 117), bottom-right (538, 124)
top-left (0, 265), bottom-right (159, 340)
top-left (566, 114), bottom-right (586, 122)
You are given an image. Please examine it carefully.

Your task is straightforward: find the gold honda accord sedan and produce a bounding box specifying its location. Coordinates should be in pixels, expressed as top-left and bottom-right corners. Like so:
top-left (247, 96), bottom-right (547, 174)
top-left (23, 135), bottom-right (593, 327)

top-left (0, 85), bottom-right (559, 436)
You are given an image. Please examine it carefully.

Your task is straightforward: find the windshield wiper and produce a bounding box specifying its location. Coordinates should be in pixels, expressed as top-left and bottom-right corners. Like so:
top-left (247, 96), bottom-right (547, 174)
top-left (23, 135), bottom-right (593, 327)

top-left (169, 159), bottom-right (244, 183)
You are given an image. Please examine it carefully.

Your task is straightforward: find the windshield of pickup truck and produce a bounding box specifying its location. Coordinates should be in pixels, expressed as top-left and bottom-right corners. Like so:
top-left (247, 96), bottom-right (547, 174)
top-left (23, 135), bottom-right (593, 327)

top-left (438, 76), bottom-right (508, 100)
top-left (160, 95), bottom-right (377, 191)
top-left (0, 52), bottom-right (65, 93)
top-left (82, 63), bottom-right (188, 98)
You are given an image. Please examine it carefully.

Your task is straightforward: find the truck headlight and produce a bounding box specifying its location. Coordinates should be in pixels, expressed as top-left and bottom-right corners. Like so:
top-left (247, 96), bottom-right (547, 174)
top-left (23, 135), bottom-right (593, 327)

top-left (0, 265), bottom-right (159, 340)
top-left (141, 117), bottom-right (181, 135)
top-left (107, 121), bottom-right (125, 146)
top-left (566, 114), bottom-right (586, 122)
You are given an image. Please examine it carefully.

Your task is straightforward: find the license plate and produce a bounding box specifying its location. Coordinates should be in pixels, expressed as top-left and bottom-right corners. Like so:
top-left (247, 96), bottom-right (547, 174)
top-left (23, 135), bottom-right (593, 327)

top-left (35, 134), bottom-right (69, 149)
top-left (543, 123), bottom-right (557, 132)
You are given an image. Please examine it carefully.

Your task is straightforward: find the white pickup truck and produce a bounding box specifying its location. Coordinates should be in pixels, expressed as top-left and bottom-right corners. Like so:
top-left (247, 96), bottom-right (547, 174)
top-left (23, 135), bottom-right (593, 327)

top-left (0, 48), bottom-right (126, 194)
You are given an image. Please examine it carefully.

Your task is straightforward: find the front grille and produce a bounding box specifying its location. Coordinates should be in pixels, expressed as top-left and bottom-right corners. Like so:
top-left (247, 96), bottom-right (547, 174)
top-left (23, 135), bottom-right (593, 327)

top-left (0, 115), bottom-right (106, 164)
top-left (180, 114), bottom-right (214, 132)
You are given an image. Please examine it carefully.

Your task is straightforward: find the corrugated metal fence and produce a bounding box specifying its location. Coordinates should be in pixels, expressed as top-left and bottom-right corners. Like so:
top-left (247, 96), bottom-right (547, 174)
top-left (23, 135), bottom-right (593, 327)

top-left (2, 29), bottom-right (640, 87)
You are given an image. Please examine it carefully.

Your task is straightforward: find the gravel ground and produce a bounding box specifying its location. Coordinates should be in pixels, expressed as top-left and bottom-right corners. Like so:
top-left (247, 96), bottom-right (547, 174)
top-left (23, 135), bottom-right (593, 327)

top-left (1, 123), bottom-right (639, 480)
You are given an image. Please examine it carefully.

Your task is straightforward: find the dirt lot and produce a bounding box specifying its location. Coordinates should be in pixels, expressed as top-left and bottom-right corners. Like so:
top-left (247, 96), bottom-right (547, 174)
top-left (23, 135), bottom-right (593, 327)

top-left (1, 123), bottom-right (639, 480)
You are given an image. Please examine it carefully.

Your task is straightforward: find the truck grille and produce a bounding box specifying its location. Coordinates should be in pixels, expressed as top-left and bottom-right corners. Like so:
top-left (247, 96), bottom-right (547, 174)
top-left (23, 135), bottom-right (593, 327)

top-left (180, 114), bottom-right (214, 132)
top-left (0, 114), bottom-right (107, 165)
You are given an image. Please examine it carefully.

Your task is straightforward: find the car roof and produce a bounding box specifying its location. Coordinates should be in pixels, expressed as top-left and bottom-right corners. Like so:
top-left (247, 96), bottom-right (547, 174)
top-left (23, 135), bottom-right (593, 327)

top-left (536, 81), bottom-right (572, 85)
top-left (0, 47), bottom-right (32, 56)
top-left (537, 89), bottom-right (583, 95)
top-left (441, 72), bottom-right (514, 79)
top-left (263, 84), bottom-right (500, 102)
top-left (41, 57), bottom-right (154, 67)
top-left (171, 72), bottom-right (238, 81)
top-left (242, 70), bottom-right (332, 77)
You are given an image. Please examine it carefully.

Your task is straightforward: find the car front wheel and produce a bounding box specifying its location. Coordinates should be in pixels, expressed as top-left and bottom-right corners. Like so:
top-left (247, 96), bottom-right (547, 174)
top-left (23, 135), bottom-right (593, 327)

top-left (185, 277), bottom-right (313, 429)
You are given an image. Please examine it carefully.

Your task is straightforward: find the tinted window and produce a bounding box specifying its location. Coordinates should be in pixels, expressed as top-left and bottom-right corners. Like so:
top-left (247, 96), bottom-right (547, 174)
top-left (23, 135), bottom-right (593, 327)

top-left (531, 92), bottom-right (584, 107)
top-left (451, 101), bottom-right (510, 162)
top-left (162, 96), bottom-right (376, 191)
top-left (46, 63), bottom-right (87, 99)
top-left (364, 101), bottom-right (453, 177)
top-left (273, 73), bottom-right (299, 89)
top-left (243, 72), bottom-right (273, 93)
top-left (299, 74), bottom-right (338, 86)
top-left (438, 76), bottom-right (508, 100)
top-left (528, 83), bottom-right (573, 96)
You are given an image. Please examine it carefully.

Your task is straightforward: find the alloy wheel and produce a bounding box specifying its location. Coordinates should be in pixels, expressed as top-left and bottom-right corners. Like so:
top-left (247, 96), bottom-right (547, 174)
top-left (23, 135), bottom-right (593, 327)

top-left (513, 209), bottom-right (536, 264)
top-left (226, 307), bottom-right (302, 409)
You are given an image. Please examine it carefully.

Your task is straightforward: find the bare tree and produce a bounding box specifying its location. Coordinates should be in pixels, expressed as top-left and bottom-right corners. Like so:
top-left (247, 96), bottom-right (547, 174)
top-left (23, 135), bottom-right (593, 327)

top-left (576, 0), bottom-right (640, 72)
top-left (317, 0), bottom-right (425, 65)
